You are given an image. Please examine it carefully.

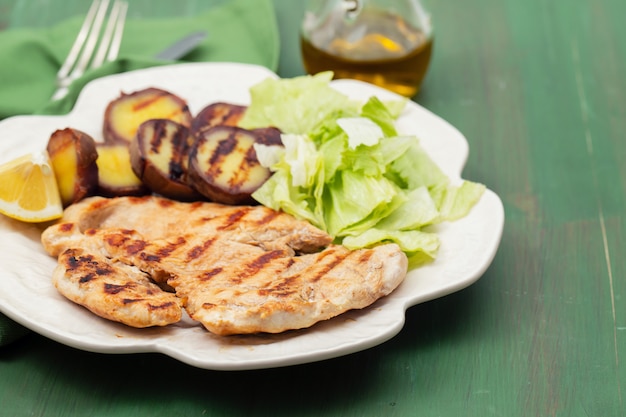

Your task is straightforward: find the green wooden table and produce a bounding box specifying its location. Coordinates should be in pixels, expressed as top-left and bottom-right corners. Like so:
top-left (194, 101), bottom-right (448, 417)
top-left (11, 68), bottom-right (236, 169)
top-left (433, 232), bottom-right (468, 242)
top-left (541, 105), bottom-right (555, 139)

top-left (2, 0), bottom-right (626, 415)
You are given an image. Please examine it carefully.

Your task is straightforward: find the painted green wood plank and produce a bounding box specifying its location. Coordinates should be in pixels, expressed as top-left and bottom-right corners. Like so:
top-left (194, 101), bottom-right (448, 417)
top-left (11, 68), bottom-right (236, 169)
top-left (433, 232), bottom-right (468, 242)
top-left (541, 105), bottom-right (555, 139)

top-left (1, 0), bottom-right (626, 416)
top-left (417, 1), bottom-right (626, 416)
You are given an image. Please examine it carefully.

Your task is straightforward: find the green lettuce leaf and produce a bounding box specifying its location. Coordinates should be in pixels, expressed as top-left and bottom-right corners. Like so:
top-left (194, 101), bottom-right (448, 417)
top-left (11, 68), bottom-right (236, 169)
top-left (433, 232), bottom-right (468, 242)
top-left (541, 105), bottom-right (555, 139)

top-left (239, 71), bottom-right (358, 134)
top-left (323, 170), bottom-right (401, 236)
top-left (360, 96), bottom-right (399, 137)
top-left (247, 73), bottom-right (485, 265)
top-left (342, 228), bottom-right (440, 259)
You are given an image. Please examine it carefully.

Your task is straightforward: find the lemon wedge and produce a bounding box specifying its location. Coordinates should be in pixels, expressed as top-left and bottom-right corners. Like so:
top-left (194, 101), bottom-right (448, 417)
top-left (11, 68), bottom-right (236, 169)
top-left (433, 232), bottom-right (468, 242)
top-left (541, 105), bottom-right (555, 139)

top-left (0, 151), bottom-right (63, 222)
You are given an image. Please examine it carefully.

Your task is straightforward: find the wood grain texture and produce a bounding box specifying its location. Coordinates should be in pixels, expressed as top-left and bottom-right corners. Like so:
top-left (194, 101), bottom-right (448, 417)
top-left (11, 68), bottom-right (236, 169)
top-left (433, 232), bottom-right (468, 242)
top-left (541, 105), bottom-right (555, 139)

top-left (1, 0), bottom-right (626, 416)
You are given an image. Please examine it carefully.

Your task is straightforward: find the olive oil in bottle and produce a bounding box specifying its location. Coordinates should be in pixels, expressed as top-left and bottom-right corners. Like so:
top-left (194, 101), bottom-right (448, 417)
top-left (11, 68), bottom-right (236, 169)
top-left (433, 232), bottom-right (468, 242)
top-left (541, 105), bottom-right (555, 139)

top-left (301, 4), bottom-right (433, 97)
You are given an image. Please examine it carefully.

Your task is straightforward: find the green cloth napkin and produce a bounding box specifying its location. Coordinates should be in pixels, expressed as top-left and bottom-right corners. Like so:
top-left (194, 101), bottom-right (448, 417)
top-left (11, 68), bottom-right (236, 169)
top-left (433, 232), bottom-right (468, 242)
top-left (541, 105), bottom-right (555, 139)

top-left (0, 0), bottom-right (279, 118)
top-left (0, 0), bottom-right (279, 346)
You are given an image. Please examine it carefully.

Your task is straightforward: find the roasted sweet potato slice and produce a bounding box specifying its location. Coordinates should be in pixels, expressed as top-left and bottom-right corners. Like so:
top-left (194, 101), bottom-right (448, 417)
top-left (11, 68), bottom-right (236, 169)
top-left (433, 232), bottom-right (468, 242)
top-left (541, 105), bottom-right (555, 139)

top-left (103, 87), bottom-right (193, 145)
top-left (96, 143), bottom-right (150, 197)
top-left (129, 119), bottom-right (201, 201)
top-left (46, 128), bottom-right (99, 207)
top-left (190, 102), bottom-right (247, 137)
top-left (188, 126), bottom-right (282, 205)
top-left (251, 127), bottom-right (283, 146)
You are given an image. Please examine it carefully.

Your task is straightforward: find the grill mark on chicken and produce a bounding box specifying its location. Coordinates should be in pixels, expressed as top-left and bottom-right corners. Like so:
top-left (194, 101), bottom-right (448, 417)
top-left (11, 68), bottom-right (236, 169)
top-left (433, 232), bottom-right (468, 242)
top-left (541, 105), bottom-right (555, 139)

top-left (104, 230), bottom-right (143, 252)
top-left (357, 250), bottom-right (374, 265)
top-left (67, 253), bottom-right (86, 269)
top-left (121, 298), bottom-right (176, 310)
top-left (242, 250), bottom-right (287, 279)
top-left (157, 198), bottom-right (176, 209)
top-left (126, 239), bottom-right (148, 255)
top-left (189, 201), bottom-right (204, 210)
top-left (68, 253), bottom-right (115, 278)
top-left (79, 274), bottom-right (95, 283)
top-left (104, 282), bottom-right (135, 294)
top-left (186, 237), bottom-right (218, 262)
top-left (306, 246), bottom-right (351, 283)
top-left (256, 209), bottom-right (280, 226)
top-left (200, 268), bottom-right (223, 281)
top-left (91, 198), bottom-right (111, 211)
top-left (155, 236), bottom-right (187, 258)
top-left (217, 207), bottom-right (251, 230)
top-left (258, 276), bottom-right (298, 297)
top-left (147, 301), bottom-right (177, 310)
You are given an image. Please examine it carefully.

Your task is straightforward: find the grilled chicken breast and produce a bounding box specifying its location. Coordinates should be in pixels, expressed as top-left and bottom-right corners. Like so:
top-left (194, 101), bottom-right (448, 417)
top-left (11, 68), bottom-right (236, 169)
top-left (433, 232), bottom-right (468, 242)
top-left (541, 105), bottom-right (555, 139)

top-left (174, 244), bottom-right (407, 335)
top-left (41, 196), bottom-right (408, 334)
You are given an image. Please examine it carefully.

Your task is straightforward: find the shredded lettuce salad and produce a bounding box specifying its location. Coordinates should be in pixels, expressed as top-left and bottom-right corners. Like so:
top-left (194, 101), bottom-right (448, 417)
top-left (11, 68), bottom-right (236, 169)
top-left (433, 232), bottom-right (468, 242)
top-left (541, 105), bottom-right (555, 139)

top-left (239, 72), bottom-right (485, 267)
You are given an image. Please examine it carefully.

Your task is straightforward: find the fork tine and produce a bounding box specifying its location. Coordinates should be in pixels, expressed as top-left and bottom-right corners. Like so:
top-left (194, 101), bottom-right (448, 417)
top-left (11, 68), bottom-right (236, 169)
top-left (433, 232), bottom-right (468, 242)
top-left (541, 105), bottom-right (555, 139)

top-left (105, 2), bottom-right (128, 62)
top-left (91, 0), bottom-right (128, 68)
top-left (72, 0), bottom-right (111, 78)
top-left (52, 0), bottom-right (128, 101)
top-left (56, 0), bottom-right (103, 81)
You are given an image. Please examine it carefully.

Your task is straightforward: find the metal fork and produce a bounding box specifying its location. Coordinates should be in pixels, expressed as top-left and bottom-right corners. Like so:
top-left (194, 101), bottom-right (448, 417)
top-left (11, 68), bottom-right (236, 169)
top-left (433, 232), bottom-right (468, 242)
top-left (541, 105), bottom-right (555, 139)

top-left (52, 0), bottom-right (128, 101)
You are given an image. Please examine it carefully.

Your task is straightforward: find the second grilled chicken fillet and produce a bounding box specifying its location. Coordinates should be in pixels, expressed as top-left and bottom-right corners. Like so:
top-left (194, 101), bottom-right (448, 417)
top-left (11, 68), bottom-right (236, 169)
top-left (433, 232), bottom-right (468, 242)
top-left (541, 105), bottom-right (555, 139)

top-left (52, 195), bottom-right (333, 253)
top-left (171, 243), bottom-right (407, 335)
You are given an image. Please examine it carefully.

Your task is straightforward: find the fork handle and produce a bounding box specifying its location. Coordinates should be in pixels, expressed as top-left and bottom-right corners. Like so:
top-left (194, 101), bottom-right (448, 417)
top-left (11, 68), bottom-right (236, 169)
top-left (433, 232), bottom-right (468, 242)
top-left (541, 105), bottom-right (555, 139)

top-left (51, 86), bottom-right (70, 101)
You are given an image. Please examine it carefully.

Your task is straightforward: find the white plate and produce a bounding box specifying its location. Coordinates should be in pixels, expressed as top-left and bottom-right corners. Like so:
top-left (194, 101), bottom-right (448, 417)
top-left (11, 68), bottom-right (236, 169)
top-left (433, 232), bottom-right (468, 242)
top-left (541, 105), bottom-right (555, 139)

top-left (0, 63), bottom-right (504, 370)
